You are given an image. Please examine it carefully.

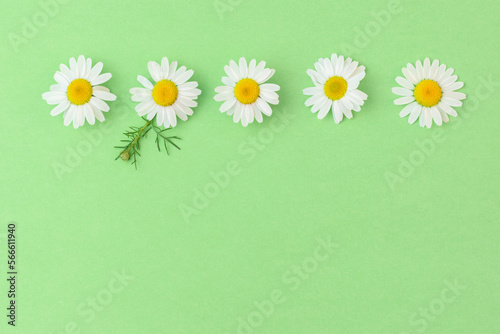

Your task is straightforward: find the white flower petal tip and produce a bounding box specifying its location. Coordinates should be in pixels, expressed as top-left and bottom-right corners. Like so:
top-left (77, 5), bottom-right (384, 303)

top-left (214, 58), bottom-right (279, 126)
top-left (303, 53), bottom-right (367, 124)
top-left (394, 58), bottom-right (466, 128)
top-left (129, 58), bottom-right (201, 128)
top-left (42, 56), bottom-right (115, 129)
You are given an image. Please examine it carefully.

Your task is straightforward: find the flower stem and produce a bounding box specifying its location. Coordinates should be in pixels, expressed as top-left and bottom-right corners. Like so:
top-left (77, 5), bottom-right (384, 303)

top-left (119, 119), bottom-right (153, 161)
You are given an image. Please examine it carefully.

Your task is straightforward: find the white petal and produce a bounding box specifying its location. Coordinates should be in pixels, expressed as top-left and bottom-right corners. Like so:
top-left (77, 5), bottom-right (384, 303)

top-left (137, 75), bottom-right (154, 90)
top-left (229, 60), bottom-right (241, 80)
top-left (247, 59), bottom-right (257, 78)
top-left (148, 61), bottom-right (162, 82)
top-left (334, 55), bottom-right (344, 76)
top-left (77, 56), bottom-right (86, 79)
top-left (69, 57), bottom-right (78, 78)
top-left (429, 59), bottom-right (440, 80)
top-left (59, 64), bottom-right (74, 82)
top-left (317, 99), bottom-right (332, 119)
top-left (91, 104), bottom-right (105, 122)
top-left (403, 64), bottom-right (419, 84)
top-left (423, 58), bottom-right (431, 79)
top-left (54, 72), bottom-right (69, 86)
top-left (253, 104), bottom-right (263, 123)
top-left (419, 108), bottom-right (427, 127)
top-left (394, 96), bottom-right (415, 105)
top-left (430, 106), bottom-right (442, 126)
top-left (330, 54), bottom-right (338, 69)
top-left (90, 97), bottom-right (110, 112)
top-left (88, 62), bottom-right (103, 83)
top-left (307, 69), bottom-right (325, 85)
top-left (437, 106), bottom-right (449, 123)
top-left (311, 96), bottom-right (328, 113)
top-left (83, 103), bottom-right (95, 125)
top-left (93, 90), bottom-right (116, 101)
top-left (444, 91), bottom-right (466, 100)
top-left (93, 86), bottom-right (110, 92)
top-left (82, 58), bottom-right (92, 80)
top-left (256, 98), bottom-right (272, 116)
top-left (221, 76), bottom-right (235, 87)
top-left (441, 97), bottom-right (462, 107)
top-left (440, 75), bottom-right (458, 87)
top-left (244, 104), bottom-right (254, 125)
top-left (255, 69), bottom-right (275, 84)
top-left (303, 86), bottom-right (322, 96)
top-left (91, 73), bottom-right (111, 86)
top-left (399, 102), bottom-right (417, 118)
top-left (167, 61), bottom-right (178, 80)
top-left (174, 101), bottom-right (193, 116)
top-left (156, 107), bottom-right (165, 126)
top-left (220, 98), bottom-right (236, 113)
top-left (343, 60), bottom-right (358, 79)
top-left (443, 81), bottom-right (463, 92)
top-left (259, 90), bottom-right (279, 101)
top-left (392, 87), bottom-right (413, 96)
top-left (178, 81), bottom-right (199, 90)
top-left (224, 65), bottom-right (239, 83)
top-left (438, 102), bottom-right (458, 117)
top-left (239, 57), bottom-right (248, 78)
top-left (64, 105), bottom-right (75, 126)
top-left (425, 108), bottom-right (432, 128)
top-left (332, 101), bottom-right (343, 124)
top-left (50, 100), bottom-right (70, 116)
top-left (233, 103), bottom-right (243, 123)
top-left (172, 66), bottom-right (187, 82)
top-left (260, 83), bottom-right (280, 92)
top-left (177, 96), bottom-right (197, 108)
top-left (415, 60), bottom-right (424, 80)
top-left (173, 104), bottom-right (188, 121)
top-left (166, 107), bottom-right (177, 127)
top-left (215, 86), bottom-right (233, 94)
top-left (146, 104), bottom-right (160, 121)
top-left (136, 99), bottom-right (155, 116)
top-left (408, 105), bottom-right (422, 124)
top-left (175, 69), bottom-right (194, 85)
top-left (395, 76), bottom-right (414, 90)
top-left (214, 92), bottom-right (234, 101)
top-left (161, 57), bottom-right (169, 79)
top-left (339, 99), bottom-right (353, 119)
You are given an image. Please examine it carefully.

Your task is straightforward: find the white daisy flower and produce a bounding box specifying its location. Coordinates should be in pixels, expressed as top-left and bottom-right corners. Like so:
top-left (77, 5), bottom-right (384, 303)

top-left (214, 57), bottom-right (280, 127)
top-left (393, 58), bottom-right (466, 128)
top-left (42, 55), bottom-right (117, 129)
top-left (303, 54), bottom-right (368, 124)
top-left (129, 57), bottom-right (201, 128)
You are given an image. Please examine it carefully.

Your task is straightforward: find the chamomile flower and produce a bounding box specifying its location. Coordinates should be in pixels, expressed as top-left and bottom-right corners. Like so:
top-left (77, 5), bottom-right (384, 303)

top-left (129, 57), bottom-right (201, 128)
top-left (393, 58), bottom-right (466, 128)
top-left (303, 54), bottom-right (367, 124)
top-left (42, 55), bottom-right (116, 129)
top-left (214, 57), bottom-right (280, 127)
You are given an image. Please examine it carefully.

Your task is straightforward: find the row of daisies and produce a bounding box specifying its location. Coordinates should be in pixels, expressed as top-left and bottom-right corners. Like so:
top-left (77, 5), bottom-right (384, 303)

top-left (42, 55), bottom-right (466, 129)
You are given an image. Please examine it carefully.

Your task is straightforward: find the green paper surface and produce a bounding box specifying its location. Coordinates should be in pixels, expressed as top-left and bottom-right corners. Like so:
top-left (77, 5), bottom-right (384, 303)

top-left (1, 0), bottom-right (499, 333)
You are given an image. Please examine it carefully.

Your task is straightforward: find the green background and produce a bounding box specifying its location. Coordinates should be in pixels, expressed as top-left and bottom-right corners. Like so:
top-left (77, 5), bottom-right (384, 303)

top-left (1, 0), bottom-right (499, 332)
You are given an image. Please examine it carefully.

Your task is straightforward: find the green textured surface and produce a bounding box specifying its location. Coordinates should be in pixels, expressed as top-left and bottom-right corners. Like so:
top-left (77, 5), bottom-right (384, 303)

top-left (1, 0), bottom-right (499, 333)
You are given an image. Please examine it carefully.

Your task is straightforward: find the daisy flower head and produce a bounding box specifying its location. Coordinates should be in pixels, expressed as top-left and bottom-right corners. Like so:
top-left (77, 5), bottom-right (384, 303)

top-left (129, 57), bottom-right (201, 128)
top-left (214, 57), bottom-right (280, 127)
top-left (42, 55), bottom-right (116, 129)
top-left (393, 58), bottom-right (466, 128)
top-left (303, 54), bottom-right (368, 124)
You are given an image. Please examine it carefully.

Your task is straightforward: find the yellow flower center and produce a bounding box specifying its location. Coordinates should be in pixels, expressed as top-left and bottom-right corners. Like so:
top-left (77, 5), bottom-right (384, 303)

top-left (324, 76), bottom-right (348, 101)
top-left (67, 79), bottom-right (93, 105)
top-left (414, 80), bottom-right (442, 107)
top-left (234, 78), bottom-right (260, 104)
top-left (152, 80), bottom-right (179, 106)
